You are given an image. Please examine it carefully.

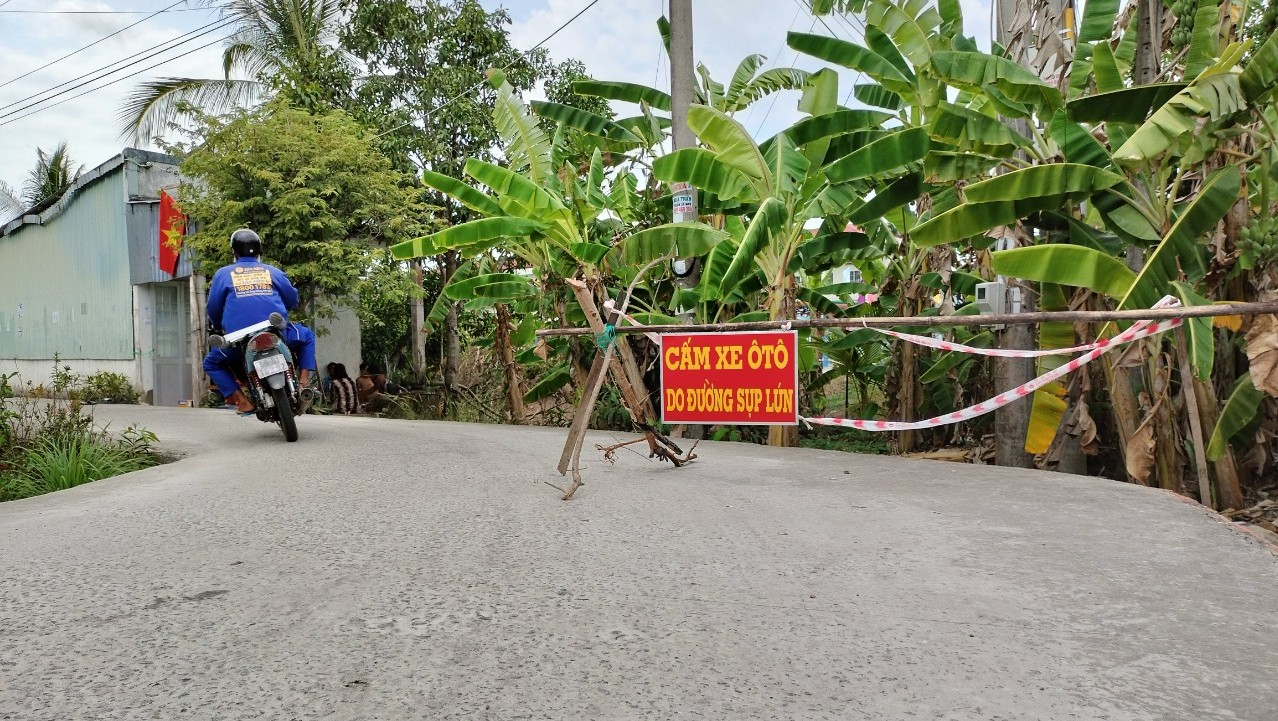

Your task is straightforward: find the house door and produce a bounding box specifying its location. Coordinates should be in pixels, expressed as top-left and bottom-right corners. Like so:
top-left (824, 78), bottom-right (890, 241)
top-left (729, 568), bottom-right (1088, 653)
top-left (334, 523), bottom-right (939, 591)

top-left (152, 282), bottom-right (192, 406)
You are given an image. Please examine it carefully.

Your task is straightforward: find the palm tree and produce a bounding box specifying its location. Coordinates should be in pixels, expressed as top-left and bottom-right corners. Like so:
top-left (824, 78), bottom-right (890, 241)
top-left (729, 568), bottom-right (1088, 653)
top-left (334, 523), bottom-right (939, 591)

top-left (0, 181), bottom-right (21, 219)
top-left (20, 142), bottom-right (84, 208)
top-left (118, 0), bottom-right (346, 144)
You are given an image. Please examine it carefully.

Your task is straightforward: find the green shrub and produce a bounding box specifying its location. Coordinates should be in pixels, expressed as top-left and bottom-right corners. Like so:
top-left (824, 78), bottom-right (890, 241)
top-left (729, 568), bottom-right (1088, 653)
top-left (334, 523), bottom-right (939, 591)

top-left (77, 371), bottom-right (141, 404)
top-left (0, 427), bottom-right (158, 501)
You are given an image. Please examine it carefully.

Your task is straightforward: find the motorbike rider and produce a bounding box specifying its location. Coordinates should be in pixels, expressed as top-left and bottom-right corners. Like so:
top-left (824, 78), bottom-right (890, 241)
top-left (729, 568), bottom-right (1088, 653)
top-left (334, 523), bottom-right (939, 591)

top-left (203, 228), bottom-right (315, 415)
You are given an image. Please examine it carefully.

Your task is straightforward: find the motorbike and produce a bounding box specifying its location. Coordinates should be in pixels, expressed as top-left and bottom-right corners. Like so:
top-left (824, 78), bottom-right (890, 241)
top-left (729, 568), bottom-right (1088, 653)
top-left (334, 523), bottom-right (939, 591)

top-left (209, 312), bottom-right (312, 442)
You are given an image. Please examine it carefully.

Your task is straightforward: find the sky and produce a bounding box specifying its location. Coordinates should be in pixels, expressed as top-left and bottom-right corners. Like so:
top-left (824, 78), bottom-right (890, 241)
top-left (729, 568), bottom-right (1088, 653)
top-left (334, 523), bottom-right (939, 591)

top-left (0, 0), bottom-right (994, 195)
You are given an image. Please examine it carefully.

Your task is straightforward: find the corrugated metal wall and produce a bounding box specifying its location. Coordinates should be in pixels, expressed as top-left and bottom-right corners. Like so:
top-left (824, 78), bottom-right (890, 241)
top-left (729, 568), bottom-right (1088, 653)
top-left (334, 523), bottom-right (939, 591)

top-left (127, 201), bottom-right (194, 285)
top-left (0, 172), bottom-right (135, 360)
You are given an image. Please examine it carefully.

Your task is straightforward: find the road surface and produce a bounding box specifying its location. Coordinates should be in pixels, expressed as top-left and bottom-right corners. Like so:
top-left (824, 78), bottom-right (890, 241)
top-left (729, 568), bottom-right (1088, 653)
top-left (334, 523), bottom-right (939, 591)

top-left (1, 405), bottom-right (1275, 720)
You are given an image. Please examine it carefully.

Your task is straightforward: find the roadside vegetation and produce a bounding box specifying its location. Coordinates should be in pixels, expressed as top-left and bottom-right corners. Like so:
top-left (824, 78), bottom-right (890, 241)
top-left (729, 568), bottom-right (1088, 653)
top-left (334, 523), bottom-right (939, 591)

top-left (1, 361), bottom-right (159, 502)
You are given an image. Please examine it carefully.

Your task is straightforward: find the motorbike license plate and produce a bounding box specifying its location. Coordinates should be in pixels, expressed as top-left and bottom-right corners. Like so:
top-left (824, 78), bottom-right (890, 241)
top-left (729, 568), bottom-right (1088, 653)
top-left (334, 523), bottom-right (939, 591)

top-left (253, 355), bottom-right (288, 377)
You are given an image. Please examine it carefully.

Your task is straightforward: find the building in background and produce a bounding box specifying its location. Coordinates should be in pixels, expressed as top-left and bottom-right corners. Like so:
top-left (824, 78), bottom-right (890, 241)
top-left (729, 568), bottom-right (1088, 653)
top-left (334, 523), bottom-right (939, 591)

top-left (0, 148), bottom-right (360, 405)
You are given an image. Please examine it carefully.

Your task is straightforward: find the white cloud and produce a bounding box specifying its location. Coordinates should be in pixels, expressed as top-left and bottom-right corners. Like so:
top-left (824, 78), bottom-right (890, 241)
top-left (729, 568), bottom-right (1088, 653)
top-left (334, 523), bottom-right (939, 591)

top-left (0, 0), bottom-right (997, 191)
top-left (0, 3), bottom-right (225, 189)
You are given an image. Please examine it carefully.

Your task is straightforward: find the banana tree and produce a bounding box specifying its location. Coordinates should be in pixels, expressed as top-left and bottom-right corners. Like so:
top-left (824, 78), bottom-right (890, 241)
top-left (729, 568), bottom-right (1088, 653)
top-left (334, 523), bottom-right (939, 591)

top-left (390, 71), bottom-right (727, 426)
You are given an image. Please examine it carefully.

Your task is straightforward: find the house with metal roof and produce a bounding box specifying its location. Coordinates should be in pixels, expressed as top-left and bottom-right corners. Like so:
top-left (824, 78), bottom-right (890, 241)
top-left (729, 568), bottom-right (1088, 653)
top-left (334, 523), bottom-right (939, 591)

top-left (0, 148), bottom-right (361, 406)
top-left (0, 149), bottom-right (203, 405)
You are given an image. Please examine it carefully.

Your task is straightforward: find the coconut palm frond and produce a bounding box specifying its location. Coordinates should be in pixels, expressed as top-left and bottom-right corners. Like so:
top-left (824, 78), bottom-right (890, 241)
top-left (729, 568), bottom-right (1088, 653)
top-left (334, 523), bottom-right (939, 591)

top-left (222, 37), bottom-right (276, 81)
top-left (118, 76), bottom-right (266, 144)
top-left (20, 141), bottom-right (84, 207)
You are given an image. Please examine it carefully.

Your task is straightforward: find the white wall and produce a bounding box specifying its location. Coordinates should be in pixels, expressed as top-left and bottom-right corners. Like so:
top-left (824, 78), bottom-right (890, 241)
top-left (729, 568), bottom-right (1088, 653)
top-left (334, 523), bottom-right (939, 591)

top-left (313, 304), bottom-right (362, 378)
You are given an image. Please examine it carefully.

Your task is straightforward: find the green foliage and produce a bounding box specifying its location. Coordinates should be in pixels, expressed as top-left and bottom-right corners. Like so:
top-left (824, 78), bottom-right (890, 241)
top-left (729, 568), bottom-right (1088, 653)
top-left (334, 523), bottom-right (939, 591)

top-left (178, 102), bottom-right (428, 323)
top-left (119, 0), bottom-right (350, 143)
top-left (76, 372), bottom-right (141, 404)
top-left (2, 428), bottom-right (158, 502)
top-left (0, 363), bottom-right (159, 502)
top-left (18, 141), bottom-right (84, 208)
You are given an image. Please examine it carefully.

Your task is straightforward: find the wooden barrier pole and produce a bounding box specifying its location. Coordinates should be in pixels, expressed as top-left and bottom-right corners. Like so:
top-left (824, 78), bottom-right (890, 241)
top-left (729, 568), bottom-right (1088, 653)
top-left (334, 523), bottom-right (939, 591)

top-left (536, 300), bottom-right (1278, 337)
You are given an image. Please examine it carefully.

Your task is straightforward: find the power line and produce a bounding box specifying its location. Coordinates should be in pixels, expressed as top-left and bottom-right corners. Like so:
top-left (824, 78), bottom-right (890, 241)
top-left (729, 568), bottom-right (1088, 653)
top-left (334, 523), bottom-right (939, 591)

top-left (752, 5), bottom-right (806, 137)
top-left (0, 7), bottom-right (206, 12)
top-left (0, 0), bottom-right (193, 90)
top-left (0, 18), bottom-right (233, 114)
top-left (375, 0), bottom-right (607, 140)
top-left (0, 34), bottom-right (232, 128)
top-left (0, 18), bottom-right (233, 120)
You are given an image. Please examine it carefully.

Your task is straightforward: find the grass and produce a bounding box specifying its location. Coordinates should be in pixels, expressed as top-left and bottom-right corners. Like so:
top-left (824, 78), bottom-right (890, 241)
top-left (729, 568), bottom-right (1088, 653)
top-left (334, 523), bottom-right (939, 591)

top-left (1, 361), bottom-right (160, 502)
top-left (2, 433), bottom-right (157, 501)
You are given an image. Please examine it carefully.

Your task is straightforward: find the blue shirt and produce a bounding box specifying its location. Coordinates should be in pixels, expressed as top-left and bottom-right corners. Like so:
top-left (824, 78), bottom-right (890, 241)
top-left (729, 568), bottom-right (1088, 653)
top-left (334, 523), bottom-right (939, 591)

top-left (207, 258), bottom-right (300, 334)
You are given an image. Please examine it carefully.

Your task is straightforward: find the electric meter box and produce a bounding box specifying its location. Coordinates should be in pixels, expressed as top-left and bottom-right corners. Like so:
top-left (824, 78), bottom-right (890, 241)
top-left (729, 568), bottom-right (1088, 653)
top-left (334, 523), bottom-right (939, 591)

top-left (975, 281), bottom-right (1007, 316)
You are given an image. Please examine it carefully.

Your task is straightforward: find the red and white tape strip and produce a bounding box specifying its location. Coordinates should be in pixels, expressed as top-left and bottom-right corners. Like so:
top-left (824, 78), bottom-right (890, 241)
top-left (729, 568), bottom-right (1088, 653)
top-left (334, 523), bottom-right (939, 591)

top-left (863, 321), bottom-right (1159, 358)
top-left (806, 296), bottom-right (1182, 432)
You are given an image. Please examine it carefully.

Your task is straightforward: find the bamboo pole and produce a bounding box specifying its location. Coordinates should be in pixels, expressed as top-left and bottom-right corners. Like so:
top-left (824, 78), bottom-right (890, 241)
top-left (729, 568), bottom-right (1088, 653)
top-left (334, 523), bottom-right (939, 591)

top-left (536, 301), bottom-right (1278, 337)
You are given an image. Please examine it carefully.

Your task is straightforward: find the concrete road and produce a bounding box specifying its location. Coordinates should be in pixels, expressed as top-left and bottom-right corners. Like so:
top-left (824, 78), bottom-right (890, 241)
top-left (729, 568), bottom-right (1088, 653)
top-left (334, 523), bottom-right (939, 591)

top-left (1, 406), bottom-right (1275, 720)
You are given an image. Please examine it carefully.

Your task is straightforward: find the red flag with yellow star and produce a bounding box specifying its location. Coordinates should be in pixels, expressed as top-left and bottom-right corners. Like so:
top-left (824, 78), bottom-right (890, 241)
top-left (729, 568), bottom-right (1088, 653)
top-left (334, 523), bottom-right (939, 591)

top-left (158, 190), bottom-right (186, 275)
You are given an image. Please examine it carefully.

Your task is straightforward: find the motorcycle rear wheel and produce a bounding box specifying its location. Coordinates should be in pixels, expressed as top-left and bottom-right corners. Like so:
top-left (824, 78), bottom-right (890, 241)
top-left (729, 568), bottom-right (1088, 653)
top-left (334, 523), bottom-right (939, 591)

top-left (272, 386), bottom-right (299, 442)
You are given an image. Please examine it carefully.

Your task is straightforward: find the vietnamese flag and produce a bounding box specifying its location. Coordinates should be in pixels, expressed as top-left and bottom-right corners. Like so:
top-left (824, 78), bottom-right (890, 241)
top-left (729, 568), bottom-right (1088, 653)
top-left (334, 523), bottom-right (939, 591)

top-left (158, 190), bottom-right (186, 275)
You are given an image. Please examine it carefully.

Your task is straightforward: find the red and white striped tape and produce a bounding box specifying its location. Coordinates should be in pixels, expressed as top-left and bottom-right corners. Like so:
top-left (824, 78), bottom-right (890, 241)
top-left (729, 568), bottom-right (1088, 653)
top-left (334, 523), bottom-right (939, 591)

top-left (805, 296), bottom-right (1183, 432)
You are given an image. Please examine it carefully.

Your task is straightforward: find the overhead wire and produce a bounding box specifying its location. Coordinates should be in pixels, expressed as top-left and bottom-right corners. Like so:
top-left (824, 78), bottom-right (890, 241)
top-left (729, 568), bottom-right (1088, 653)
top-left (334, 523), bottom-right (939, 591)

top-left (0, 17), bottom-right (234, 115)
top-left (751, 4), bottom-right (807, 138)
top-left (0, 0), bottom-right (194, 90)
top-left (0, 7), bottom-right (205, 12)
top-left (0, 33), bottom-right (232, 128)
top-left (373, 0), bottom-right (607, 140)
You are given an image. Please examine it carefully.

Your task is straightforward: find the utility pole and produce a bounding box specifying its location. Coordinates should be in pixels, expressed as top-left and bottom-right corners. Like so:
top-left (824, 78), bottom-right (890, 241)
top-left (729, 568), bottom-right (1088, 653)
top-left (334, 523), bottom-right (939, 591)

top-left (669, 0), bottom-right (700, 283)
top-left (991, 0), bottom-right (1056, 470)
top-left (669, 0), bottom-right (704, 439)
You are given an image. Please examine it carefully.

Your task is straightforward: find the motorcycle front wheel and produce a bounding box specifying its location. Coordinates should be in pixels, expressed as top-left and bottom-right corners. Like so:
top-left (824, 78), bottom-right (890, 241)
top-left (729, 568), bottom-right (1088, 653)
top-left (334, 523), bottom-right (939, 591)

top-left (272, 386), bottom-right (299, 442)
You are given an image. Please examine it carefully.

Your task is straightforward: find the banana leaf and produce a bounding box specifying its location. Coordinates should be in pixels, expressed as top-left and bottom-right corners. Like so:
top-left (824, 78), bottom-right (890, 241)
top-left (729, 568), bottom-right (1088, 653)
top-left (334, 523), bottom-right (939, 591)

top-left (991, 244), bottom-right (1136, 297)
top-left (531, 101), bottom-right (642, 143)
top-left (444, 273), bottom-right (535, 301)
top-left (865, 0), bottom-right (940, 67)
top-left (1066, 83), bottom-right (1187, 124)
top-left (1118, 165), bottom-right (1240, 311)
top-left (490, 72), bottom-right (553, 189)
top-left (1241, 30), bottom-right (1278, 101)
top-left (1077, 0), bottom-right (1119, 42)
top-left (465, 159), bottom-right (565, 214)
top-left (855, 83), bottom-right (903, 110)
top-left (865, 25), bottom-right (916, 82)
top-left (730, 68), bottom-right (813, 111)
top-left (1206, 373), bottom-right (1263, 461)
top-left (787, 32), bottom-right (913, 95)
top-left (931, 51), bottom-right (1063, 112)
top-left (930, 102), bottom-right (1031, 155)
top-left (1169, 281), bottom-right (1215, 381)
top-left (1114, 48), bottom-right (1248, 164)
top-left (421, 170), bottom-right (503, 217)
top-left (825, 126), bottom-right (930, 182)
top-left (849, 172), bottom-right (929, 224)
top-left (687, 105), bottom-right (772, 191)
top-left (1184, 0), bottom-right (1223, 78)
top-left (923, 151), bottom-right (1003, 182)
top-left (652, 148), bottom-right (753, 200)
top-left (720, 197), bottom-right (787, 292)
top-left (523, 365), bottom-right (572, 403)
top-left (784, 109), bottom-right (896, 147)
top-left (1048, 110), bottom-right (1113, 169)
top-left (962, 163), bottom-right (1126, 203)
top-left (920, 331), bottom-right (994, 383)
top-left (390, 217), bottom-right (545, 260)
top-left (606, 222), bottom-right (727, 267)
top-left (571, 80), bottom-right (672, 112)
